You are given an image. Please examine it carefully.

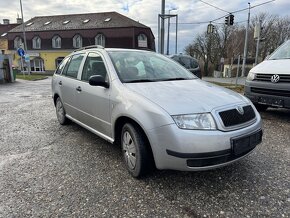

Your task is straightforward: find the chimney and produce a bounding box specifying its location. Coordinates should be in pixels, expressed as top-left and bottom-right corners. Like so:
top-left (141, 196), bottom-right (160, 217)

top-left (3, 19), bottom-right (10, 24)
top-left (17, 18), bottom-right (23, 24)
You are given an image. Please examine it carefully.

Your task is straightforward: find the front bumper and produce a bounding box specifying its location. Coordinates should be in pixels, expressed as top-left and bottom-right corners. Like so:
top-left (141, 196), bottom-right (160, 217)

top-left (147, 116), bottom-right (262, 171)
top-left (244, 80), bottom-right (290, 108)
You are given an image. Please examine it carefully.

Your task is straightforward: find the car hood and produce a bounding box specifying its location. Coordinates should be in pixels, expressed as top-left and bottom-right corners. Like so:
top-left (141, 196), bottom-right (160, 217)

top-left (124, 79), bottom-right (247, 115)
top-left (251, 59), bottom-right (290, 74)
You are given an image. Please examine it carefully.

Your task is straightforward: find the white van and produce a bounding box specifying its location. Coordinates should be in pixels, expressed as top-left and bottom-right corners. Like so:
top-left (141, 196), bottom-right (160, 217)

top-left (245, 40), bottom-right (290, 111)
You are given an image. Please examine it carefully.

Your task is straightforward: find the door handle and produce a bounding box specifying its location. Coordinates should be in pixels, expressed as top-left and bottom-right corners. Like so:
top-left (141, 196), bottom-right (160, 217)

top-left (59, 81), bottom-right (62, 85)
top-left (76, 86), bottom-right (82, 92)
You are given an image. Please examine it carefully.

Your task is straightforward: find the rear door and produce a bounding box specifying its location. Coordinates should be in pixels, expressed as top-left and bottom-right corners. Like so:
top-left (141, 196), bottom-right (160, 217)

top-left (60, 53), bottom-right (86, 119)
top-left (76, 52), bottom-right (112, 138)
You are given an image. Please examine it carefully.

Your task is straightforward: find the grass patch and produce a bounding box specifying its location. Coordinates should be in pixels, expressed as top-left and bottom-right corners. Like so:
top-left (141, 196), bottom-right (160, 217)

top-left (16, 74), bottom-right (48, 81)
top-left (209, 82), bottom-right (244, 93)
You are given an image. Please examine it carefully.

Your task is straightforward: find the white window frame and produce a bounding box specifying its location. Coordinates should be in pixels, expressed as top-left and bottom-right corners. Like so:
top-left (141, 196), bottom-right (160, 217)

top-left (14, 36), bottom-right (23, 49)
top-left (95, 34), bottom-right (105, 47)
top-left (73, 34), bottom-right (82, 48)
top-left (138, 34), bottom-right (148, 48)
top-left (32, 36), bottom-right (41, 49)
top-left (52, 35), bottom-right (61, 48)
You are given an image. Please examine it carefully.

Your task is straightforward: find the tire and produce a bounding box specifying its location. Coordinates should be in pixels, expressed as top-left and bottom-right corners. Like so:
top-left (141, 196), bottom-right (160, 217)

top-left (121, 123), bottom-right (151, 178)
top-left (254, 104), bottom-right (268, 112)
top-left (55, 97), bottom-right (70, 125)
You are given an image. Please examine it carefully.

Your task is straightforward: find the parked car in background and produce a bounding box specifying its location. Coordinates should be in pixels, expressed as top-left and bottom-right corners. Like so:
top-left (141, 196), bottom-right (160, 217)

top-left (170, 54), bottom-right (202, 78)
top-left (245, 40), bottom-right (290, 111)
top-left (52, 46), bottom-right (262, 178)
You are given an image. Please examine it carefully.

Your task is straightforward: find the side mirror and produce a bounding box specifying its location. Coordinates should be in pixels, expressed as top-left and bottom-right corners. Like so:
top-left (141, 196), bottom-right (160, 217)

top-left (89, 75), bottom-right (109, 88)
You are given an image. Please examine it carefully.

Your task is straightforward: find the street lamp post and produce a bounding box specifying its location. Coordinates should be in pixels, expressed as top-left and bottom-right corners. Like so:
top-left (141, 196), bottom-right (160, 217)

top-left (20, 0), bottom-right (30, 74)
top-left (166, 8), bottom-right (177, 55)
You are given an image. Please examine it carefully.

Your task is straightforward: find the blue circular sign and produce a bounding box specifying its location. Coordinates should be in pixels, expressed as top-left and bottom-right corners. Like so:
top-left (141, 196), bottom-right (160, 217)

top-left (17, 48), bottom-right (25, 57)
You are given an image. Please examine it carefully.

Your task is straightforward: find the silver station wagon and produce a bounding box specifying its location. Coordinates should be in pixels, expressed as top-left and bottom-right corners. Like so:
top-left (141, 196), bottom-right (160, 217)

top-left (52, 46), bottom-right (263, 178)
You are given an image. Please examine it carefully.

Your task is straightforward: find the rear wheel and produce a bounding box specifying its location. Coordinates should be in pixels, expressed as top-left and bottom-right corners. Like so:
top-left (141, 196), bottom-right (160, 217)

top-left (121, 123), bottom-right (151, 178)
top-left (254, 104), bottom-right (268, 112)
top-left (55, 97), bottom-right (70, 125)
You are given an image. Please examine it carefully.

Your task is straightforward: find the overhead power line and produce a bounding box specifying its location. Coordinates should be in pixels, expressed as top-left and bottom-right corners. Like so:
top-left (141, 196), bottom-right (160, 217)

top-left (197, 0), bottom-right (230, 13)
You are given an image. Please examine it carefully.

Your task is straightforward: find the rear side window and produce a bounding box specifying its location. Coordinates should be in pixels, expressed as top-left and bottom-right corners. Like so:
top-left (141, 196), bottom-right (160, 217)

top-left (55, 56), bottom-right (70, 75)
top-left (63, 54), bottom-right (85, 78)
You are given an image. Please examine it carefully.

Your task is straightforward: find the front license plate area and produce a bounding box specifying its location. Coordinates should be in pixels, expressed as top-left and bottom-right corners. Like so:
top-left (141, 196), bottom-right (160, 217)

top-left (258, 97), bottom-right (284, 107)
top-left (232, 130), bottom-right (262, 156)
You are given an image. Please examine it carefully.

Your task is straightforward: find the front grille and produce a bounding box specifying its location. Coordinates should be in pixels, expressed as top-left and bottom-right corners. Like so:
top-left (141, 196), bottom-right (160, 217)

top-left (251, 87), bottom-right (290, 97)
top-left (219, 105), bottom-right (256, 127)
top-left (255, 74), bottom-right (290, 83)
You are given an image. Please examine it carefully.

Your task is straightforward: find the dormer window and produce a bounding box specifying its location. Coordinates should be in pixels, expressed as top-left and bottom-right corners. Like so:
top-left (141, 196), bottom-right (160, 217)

top-left (138, 34), bottom-right (148, 48)
top-left (32, 36), bottom-right (41, 49)
top-left (73, 34), bottom-right (82, 48)
top-left (44, 21), bottom-right (51, 25)
top-left (63, 20), bottom-right (70, 25)
top-left (26, 22), bottom-right (33, 26)
top-left (95, 34), bottom-right (105, 47)
top-left (83, 19), bottom-right (90, 23)
top-left (52, 35), bottom-right (61, 48)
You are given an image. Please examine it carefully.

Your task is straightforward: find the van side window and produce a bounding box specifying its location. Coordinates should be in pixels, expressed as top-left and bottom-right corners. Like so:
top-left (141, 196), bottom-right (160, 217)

top-left (81, 53), bottom-right (107, 81)
top-left (55, 56), bottom-right (70, 75)
top-left (64, 54), bottom-right (85, 78)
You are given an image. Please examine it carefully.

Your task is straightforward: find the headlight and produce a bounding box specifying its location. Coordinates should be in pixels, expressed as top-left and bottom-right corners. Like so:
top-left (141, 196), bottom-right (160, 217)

top-left (247, 72), bottom-right (256, 81)
top-left (172, 113), bottom-right (216, 130)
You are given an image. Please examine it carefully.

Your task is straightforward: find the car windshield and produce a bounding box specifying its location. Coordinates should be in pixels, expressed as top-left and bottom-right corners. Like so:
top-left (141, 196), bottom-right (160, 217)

top-left (108, 51), bottom-right (197, 83)
top-left (268, 40), bottom-right (290, 60)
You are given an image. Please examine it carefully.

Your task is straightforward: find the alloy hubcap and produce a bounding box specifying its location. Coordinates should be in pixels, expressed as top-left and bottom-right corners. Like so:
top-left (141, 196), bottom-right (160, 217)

top-left (56, 101), bottom-right (64, 121)
top-left (122, 131), bottom-right (136, 170)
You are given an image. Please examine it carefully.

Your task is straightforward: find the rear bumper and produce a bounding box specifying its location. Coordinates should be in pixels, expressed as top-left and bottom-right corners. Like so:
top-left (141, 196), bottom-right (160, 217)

top-left (244, 80), bottom-right (290, 108)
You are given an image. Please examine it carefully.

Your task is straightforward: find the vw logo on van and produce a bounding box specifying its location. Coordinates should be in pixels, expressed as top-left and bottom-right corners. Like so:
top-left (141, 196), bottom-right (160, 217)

top-left (271, 74), bottom-right (280, 83)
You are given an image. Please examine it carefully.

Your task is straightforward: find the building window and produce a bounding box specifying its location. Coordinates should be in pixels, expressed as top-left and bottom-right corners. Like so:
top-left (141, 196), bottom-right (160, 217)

top-left (30, 57), bottom-right (44, 72)
top-left (138, 33), bottom-right (148, 48)
top-left (95, 34), bottom-right (105, 47)
top-left (32, 36), bottom-right (41, 49)
top-left (52, 35), bottom-right (61, 48)
top-left (14, 36), bottom-right (23, 49)
top-left (73, 34), bottom-right (82, 48)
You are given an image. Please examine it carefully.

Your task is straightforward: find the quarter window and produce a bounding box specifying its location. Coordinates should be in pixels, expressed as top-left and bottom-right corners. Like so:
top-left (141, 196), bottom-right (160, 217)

top-left (64, 54), bottom-right (85, 78)
top-left (55, 56), bottom-right (70, 75)
top-left (52, 35), bottom-right (61, 48)
top-left (81, 53), bottom-right (107, 81)
top-left (73, 34), bottom-right (82, 48)
top-left (32, 36), bottom-right (41, 49)
top-left (95, 34), bottom-right (105, 47)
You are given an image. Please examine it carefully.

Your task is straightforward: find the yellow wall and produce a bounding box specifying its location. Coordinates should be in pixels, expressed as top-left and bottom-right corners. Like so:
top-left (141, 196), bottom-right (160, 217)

top-left (40, 52), bottom-right (70, 71)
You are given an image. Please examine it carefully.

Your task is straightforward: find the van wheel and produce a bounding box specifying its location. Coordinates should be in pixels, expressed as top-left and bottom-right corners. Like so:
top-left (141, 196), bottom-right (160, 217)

top-left (55, 97), bottom-right (70, 125)
top-left (254, 104), bottom-right (268, 112)
top-left (121, 123), bottom-right (150, 178)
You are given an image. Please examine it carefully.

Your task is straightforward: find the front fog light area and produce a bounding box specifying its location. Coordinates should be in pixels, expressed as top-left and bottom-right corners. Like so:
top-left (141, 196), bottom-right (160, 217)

top-left (172, 113), bottom-right (216, 130)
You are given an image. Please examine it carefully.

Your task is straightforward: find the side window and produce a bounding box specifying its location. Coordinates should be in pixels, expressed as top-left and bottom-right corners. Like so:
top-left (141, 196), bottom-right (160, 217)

top-left (65, 54), bottom-right (85, 78)
top-left (180, 57), bottom-right (191, 69)
top-left (55, 56), bottom-right (70, 75)
top-left (190, 59), bottom-right (199, 69)
top-left (81, 52), bottom-right (107, 81)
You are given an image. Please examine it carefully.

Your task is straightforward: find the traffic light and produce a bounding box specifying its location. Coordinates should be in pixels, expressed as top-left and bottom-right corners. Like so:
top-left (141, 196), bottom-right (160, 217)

top-left (225, 16), bottom-right (229, 26)
top-left (229, 14), bottom-right (234, 25)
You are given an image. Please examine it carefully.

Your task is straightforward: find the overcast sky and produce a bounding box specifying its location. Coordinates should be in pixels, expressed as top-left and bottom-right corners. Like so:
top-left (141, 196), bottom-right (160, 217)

top-left (0, 0), bottom-right (288, 53)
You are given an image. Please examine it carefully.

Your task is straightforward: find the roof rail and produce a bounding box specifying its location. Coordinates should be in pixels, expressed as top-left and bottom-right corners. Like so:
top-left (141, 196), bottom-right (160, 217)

top-left (74, 45), bottom-right (104, 52)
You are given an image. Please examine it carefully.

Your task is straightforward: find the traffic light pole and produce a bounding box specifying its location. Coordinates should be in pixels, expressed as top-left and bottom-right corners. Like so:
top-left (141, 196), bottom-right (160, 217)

top-left (241, 3), bottom-right (251, 77)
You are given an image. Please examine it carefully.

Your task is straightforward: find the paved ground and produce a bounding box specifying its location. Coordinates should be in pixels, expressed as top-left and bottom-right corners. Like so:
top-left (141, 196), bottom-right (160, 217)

top-left (0, 78), bottom-right (289, 217)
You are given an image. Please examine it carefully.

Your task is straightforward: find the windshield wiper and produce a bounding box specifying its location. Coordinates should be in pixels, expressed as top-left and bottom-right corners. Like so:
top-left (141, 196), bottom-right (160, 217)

top-left (125, 79), bottom-right (155, 83)
top-left (160, 77), bottom-right (190, 81)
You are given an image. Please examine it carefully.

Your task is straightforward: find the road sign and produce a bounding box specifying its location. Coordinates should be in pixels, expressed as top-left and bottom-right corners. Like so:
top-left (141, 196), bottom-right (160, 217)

top-left (17, 48), bottom-right (25, 57)
top-left (24, 54), bottom-right (30, 62)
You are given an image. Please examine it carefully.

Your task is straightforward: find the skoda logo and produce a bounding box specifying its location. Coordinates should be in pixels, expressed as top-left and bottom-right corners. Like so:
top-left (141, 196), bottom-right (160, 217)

top-left (236, 106), bottom-right (244, 115)
top-left (271, 74), bottom-right (280, 83)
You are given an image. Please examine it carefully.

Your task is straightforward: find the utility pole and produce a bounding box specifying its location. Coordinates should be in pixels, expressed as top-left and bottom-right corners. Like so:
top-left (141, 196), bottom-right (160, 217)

top-left (255, 19), bottom-right (261, 65)
top-left (241, 3), bottom-right (251, 77)
top-left (160, 0), bottom-right (165, 54)
top-left (20, 0), bottom-right (30, 75)
top-left (166, 8), bottom-right (177, 55)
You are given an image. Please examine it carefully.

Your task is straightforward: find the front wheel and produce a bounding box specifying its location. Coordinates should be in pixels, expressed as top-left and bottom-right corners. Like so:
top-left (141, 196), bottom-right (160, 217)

top-left (121, 123), bottom-right (151, 178)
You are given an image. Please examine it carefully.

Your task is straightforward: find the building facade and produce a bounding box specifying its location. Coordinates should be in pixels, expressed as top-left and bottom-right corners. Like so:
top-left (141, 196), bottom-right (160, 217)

top-left (7, 12), bottom-right (155, 73)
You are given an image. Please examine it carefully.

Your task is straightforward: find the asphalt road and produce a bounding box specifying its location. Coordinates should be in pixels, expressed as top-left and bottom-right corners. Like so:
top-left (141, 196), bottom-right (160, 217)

top-left (0, 78), bottom-right (289, 217)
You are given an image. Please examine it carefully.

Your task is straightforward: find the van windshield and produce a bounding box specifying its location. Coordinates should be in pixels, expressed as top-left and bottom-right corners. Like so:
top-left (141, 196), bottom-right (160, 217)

top-left (269, 40), bottom-right (290, 60)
